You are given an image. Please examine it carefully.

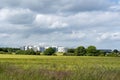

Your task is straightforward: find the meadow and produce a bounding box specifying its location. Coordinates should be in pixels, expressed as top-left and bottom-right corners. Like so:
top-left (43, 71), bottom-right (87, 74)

top-left (0, 54), bottom-right (120, 80)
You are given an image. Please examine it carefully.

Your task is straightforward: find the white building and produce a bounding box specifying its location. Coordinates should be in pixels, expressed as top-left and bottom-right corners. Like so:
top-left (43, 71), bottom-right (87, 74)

top-left (21, 45), bottom-right (67, 53)
top-left (25, 46), bottom-right (29, 50)
top-left (57, 47), bottom-right (67, 53)
top-left (45, 46), bottom-right (50, 50)
top-left (29, 46), bottom-right (45, 52)
top-left (22, 45), bottom-right (33, 50)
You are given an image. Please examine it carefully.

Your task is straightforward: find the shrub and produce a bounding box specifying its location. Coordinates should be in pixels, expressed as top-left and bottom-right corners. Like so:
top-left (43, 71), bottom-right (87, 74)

top-left (75, 46), bottom-right (86, 56)
top-left (63, 53), bottom-right (75, 56)
top-left (106, 53), bottom-right (119, 57)
top-left (36, 51), bottom-right (41, 55)
top-left (43, 47), bottom-right (56, 55)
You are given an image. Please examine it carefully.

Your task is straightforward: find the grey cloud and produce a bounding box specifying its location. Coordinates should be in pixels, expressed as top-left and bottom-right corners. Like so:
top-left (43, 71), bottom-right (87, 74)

top-left (0, 0), bottom-right (120, 49)
top-left (0, 8), bottom-right (35, 25)
top-left (7, 11), bottom-right (120, 39)
top-left (0, 0), bottom-right (114, 14)
top-left (60, 0), bottom-right (113, 13)
top-left (0, 0), bottom-right (20, 8)
top-left (8, 12), bottom-right (35, 24)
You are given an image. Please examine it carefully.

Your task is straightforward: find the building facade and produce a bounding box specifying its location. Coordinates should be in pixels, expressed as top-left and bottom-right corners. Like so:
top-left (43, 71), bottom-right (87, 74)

top-left (21, 45), bottom-right (67, 53)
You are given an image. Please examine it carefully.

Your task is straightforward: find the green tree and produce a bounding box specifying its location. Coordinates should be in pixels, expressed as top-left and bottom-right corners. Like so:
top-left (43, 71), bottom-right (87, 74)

top-left (16, 49), bottom-right (36, 55)
top-left (0, 47), bottom-right (20, 54)
top-left (67, 48), bottom-right (75, 53)
top-left (86, 46), bottom-right (97, 56)
top-left (75, 46), bottom-right (86, 56)
top-left (16, 50), bottom-right (26, 54)
top-left (113, 49), bottom-right (119, 54)
top-left (36, 51), bottom-right (41, 55)
top-left (97, 50), bottom-right (106, 56)
top-left (43, 47), bottom-right (56, 55)
top-left (25, 49), bottom-right (36, 55)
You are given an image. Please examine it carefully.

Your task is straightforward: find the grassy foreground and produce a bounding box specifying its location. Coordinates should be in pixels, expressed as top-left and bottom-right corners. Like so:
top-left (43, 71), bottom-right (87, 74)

top-left (0, 54), bottom-right (120, 80)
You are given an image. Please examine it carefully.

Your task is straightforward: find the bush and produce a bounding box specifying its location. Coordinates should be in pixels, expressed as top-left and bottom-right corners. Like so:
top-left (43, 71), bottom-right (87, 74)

top-left (25, 49), bottom-right (36, 55)
top-left (86, 46), bottom-right (97, 56)
top-left (52, 53), bottom-right (57, 56)
top-left (15, 49), bottom-right (38, 55)
top-left (106, 53), bottom-right (119, 57)
top-left (36, 51), bottom-right (41, 55)
top-left (63, 53), bottom-right (75, 56)
top-left (43, 47), bottom-right (56, 55)
top-left (16, 50), bottom-right (26, 55)
top-left (97, 50), bottom-right (106, 56)
top-left (75, 46), bottom-right (86, 56)
top-left (67, 48), bottom-right (75, 53)
top-left (0, 51), bottom-right (12, 54)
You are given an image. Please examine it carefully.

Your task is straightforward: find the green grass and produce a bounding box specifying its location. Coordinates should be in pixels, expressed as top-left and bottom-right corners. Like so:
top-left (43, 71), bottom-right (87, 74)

top-left (0, 54), bottom-right (120, 80)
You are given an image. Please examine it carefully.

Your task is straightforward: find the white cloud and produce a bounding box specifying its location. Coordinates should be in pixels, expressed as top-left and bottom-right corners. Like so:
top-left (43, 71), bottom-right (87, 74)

top-left (0, 33), bottom-right (10, 38)
top-left (110, 5), bottom-right (120, 11)
top-left (66, 11), bottom-right (120, 29)
top-left (34, 11), bottom-right (120, 30)
top-left (0, 8), bottom-right (9, 21)
top-left (97, 32), bottom-right (120, 41)
top-left (71, 31), bottom-right (86, 39)
top-left (34, 14), bottom-right (68, 29)
top-left (97, 32), bottom-right (111, 41)
top-left (109, 1), bottom-right (120, 11)
top-left (111, 32), bottom-right (120, 40)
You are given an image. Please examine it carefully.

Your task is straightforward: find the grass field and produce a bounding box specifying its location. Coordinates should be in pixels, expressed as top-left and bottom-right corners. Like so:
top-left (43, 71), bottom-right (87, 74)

top-left (0, 54), bottom-right (120, 80)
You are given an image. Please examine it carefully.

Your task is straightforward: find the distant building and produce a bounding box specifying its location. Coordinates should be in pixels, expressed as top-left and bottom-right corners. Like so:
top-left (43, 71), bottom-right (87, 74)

top-left (25, 46), bottom-right (29, 50)
top-left (21, 45), bottom-right (33, 51)
top-left (21, 45), bottom-right (67, 53)
top-left (27, 45), bottom-right (33, 50)
top-left (20, 46), bottom-right (25, 50)
top-left (39, 46), bottom-right (45, 52)
top-left (31, 46), bottom-right (45, 52)
top-left (98, 49), bottom-right (112, 53)
top-left (44, 46), bottom-right (50, 49)
top-left (57, 47), bottom-right (67, 53)
top-left (32, 45), bottom-right (38, 52)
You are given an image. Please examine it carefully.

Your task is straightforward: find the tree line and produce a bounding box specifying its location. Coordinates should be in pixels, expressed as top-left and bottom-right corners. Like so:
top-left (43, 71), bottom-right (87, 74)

top-left (0, 46), bottom-right (120, 57)
top-left (65, 46), bottom-right (120, 57)
top-left (0, 47), bottom-right (55, 55)
top-left (0, 47), bottom-right (20, 54)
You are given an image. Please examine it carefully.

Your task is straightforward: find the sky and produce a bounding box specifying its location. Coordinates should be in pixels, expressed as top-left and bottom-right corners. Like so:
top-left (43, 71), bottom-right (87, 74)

top-left (0, 0), bottom-right (120, 49)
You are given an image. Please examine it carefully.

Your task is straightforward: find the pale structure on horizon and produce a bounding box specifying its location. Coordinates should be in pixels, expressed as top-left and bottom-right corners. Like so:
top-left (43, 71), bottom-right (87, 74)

top-left (21, 45), bottom-right (67, 53)
top-left (57, 47), bottom-right (67, 53)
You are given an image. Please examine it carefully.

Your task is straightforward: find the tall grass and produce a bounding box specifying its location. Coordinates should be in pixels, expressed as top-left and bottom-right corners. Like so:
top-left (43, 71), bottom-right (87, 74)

top-left (0, 54), bottom-right (120, 80)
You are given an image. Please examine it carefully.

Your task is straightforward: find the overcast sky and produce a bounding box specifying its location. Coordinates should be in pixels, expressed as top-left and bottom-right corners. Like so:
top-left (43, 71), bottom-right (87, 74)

top-left (0, 0), bottom-right (120, 49)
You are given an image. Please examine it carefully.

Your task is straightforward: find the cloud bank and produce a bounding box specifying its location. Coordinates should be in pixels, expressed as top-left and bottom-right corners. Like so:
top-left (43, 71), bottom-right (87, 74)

top-left (0, 0), bottom-right (120, 49)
